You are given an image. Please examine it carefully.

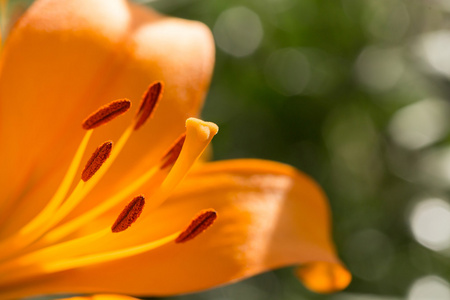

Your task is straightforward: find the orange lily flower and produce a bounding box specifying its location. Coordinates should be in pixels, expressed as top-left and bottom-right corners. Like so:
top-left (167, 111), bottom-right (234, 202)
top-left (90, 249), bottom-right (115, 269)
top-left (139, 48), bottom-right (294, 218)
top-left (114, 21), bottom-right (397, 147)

top-left (0, 0), bottom-right (351, 299)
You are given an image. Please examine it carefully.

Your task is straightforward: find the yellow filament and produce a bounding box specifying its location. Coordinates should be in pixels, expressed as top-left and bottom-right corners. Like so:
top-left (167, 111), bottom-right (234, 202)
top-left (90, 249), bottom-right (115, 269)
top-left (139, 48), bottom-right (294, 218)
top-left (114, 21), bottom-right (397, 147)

top-left (42, 164), bottom-right (161, 245)
top-left (21, 131), bottom-right (92, 235)
top-left (49, 231), bottom-right (177, 271)
top-left (0, 228), bottom-right (109, 275)
top-left (0, 131), bottom-right (93, 260)
top-left (20, 124), bottom-right (134, 248)
top-left (14, 181), bottom-right (86, 247)
top-left (69, 124), bottom-right (134, 203)
top-left (0, 231), bottom-right (179, 287)
top-left (0, 123), bottom-right (133, 261)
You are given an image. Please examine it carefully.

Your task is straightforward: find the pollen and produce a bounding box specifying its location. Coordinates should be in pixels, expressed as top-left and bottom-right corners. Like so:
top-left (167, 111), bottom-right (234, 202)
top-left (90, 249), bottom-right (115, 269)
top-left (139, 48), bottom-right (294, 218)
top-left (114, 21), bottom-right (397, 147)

top-left (175, 209), bottom-right (217, 243)
top-left (82, 99), bottom-right (131, 130)
top-left (160, 133), bottom-right (186, 170)
top-left (134, 81), bottom-right (164, 130)
top-left (111, 195), bottom-right (146, 233)
top-left (81, 141), bottom-right (113, 182)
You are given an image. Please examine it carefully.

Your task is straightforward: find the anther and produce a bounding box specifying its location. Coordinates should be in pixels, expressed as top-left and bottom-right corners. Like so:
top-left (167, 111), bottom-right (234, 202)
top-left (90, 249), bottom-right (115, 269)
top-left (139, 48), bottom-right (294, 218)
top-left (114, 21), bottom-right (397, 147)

top-left (81, 141), bottom-right (113, 182)
top-left (175, 209), bottom-right (217, 243)
top-left (111, 195), bottom-right (146, 233)
top-left (160, 133), bottom-right (186, 170)
top-left (82, 99), bottom-right (131, 130)
top-left (134, 81), bottom-right (164, 130)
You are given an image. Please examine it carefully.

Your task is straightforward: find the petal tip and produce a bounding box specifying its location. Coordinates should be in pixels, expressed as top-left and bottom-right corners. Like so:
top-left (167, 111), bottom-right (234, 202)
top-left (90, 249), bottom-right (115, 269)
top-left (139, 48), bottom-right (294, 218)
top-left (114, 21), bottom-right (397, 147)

top-left (295, 262), bottom-right (352, 294)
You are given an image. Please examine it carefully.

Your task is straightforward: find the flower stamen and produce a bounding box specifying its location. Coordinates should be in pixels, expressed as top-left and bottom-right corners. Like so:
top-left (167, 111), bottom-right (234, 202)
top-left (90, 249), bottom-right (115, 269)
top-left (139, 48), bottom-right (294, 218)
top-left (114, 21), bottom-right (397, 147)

top-left (160, 133), bottom-right (186, 170)
top-left (82, 99), bottom-right (131, 130)
top-left (0, 131), bottom-right (93, 261)
top-left (175, 209), bottom-right (217, 243)
top-left (81, 141), bottom-right (113, 182)
top-left (0, 100), bottom-right (133, 260)
top-left (40, 118), bottom-right (217, 246)
top-left (134, 81), bottom-right (164, 130)
top-left (111, 195), bottom-right (145, 233)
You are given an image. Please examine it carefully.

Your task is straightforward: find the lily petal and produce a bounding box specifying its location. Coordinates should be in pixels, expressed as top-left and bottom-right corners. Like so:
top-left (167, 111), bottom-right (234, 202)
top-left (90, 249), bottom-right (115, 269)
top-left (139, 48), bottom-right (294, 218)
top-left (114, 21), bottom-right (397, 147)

top-left (0, 0), bottom-right (214, 234)
top-left (1, 159), bottom-right (350, 298)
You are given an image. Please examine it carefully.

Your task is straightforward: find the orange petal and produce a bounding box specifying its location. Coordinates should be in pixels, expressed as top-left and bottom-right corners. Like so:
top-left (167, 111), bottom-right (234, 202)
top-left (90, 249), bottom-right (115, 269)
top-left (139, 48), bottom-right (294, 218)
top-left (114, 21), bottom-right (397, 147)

top-left (296, 261), bottom-right (352, 294)
top-left (0, 0), bottom-right (214, 235)
top-left (1, 159), bottom-right (350, 298)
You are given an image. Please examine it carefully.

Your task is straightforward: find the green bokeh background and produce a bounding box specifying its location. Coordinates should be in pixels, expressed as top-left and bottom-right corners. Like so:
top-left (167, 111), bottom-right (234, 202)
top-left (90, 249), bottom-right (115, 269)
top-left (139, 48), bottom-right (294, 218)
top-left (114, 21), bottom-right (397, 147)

top-left (7, 0), bottom-right (450, 299)
top-left (164, 1), bottom-right (450, 299)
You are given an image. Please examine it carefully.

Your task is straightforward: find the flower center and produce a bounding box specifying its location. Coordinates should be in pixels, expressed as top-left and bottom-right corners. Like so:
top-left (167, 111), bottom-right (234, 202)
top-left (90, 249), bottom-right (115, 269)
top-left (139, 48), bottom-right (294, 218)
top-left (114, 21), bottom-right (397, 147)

top-left (0, 81), bottom-right (219, 289)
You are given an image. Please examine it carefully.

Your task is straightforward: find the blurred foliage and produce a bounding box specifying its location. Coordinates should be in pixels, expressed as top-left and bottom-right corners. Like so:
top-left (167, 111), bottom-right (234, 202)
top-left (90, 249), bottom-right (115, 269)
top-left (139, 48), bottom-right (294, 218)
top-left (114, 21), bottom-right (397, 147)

top-left (155, 0), bottom-right (450, 299)
top-left (7, 0), bottom-right (450, 299)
